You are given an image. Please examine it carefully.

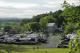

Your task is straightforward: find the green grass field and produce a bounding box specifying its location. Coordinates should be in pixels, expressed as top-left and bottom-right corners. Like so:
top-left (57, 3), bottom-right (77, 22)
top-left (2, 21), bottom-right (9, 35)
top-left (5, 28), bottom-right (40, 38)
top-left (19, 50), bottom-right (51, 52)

top-left (0, 48), bottom-right (69, 53)
top-left (11, 48), bottom-right (69, 53)
top-left (0, 44), bottom-right (69, 53)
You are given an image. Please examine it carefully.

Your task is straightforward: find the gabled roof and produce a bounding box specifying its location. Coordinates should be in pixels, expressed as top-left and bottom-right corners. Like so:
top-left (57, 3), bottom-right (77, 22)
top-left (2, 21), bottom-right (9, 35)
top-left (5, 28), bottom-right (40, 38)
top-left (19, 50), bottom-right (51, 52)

top-left (47, 23), bottom-right (55, 27)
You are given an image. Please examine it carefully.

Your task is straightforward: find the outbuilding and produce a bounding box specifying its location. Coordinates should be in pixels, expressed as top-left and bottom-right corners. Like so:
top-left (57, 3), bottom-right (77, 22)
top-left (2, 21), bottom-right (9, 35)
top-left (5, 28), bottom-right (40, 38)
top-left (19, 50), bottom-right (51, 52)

top-left (46, 23), bottom-right (57, 33)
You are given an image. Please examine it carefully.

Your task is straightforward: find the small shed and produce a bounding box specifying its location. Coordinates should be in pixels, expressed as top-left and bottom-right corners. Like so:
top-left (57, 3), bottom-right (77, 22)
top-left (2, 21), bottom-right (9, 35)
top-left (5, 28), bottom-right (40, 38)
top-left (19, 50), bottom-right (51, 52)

top-left (46, 23), bottom-right (57, 33)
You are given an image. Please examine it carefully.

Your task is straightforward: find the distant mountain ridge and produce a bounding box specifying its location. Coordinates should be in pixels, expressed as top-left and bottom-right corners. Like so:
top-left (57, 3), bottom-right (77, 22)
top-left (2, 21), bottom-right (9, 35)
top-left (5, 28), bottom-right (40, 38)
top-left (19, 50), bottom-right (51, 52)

top-left (0, 18), bottom-right (22, 22)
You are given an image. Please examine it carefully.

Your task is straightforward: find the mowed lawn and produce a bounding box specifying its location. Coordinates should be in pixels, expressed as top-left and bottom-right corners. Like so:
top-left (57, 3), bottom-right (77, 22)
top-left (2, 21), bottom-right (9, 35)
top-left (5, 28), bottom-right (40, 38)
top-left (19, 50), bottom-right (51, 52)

top-left (12, 48), bottom-right (69, 53)
top-left (0, 44), bottom-right (69, 53)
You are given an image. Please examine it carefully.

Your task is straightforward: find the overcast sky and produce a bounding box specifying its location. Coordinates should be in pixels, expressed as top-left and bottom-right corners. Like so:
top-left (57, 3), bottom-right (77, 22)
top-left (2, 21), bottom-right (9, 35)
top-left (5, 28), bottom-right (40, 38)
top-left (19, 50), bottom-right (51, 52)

top-left (0, 0), bottom-right (80, 18)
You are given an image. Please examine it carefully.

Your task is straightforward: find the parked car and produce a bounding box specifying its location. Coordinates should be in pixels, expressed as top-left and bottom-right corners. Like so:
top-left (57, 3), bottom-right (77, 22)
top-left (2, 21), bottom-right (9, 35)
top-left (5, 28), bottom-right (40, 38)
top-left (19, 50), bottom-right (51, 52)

top-left (0, 33), bottom-right (48, 44)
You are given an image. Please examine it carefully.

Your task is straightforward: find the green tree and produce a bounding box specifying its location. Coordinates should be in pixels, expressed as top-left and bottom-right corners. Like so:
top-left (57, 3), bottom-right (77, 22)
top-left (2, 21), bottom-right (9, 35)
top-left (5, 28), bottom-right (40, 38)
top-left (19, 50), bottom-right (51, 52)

top-left (39, 15), bottom-right (54, 31)
top-left (69, 30), bottom-right (80, 53)
top-left (39, 16), bottom-right (48, 31)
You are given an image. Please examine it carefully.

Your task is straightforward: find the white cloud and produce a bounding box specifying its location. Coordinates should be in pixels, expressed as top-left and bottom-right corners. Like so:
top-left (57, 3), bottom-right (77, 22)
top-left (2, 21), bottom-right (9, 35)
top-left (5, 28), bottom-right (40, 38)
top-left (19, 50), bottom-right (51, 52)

top-left (67, 0), bottom-right (80, 6)
top-left (0, 0), bottom-right (79, 18)
top-left (0, 1), bottom-right (38, 8)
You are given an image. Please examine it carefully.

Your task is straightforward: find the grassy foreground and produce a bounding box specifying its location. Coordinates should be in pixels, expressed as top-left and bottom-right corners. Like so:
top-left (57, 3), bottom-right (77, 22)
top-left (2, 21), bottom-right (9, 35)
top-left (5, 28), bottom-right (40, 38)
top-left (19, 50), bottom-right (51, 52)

top-left (12, 48), bottom-right (69, 53)
top-left (0, 44), bottom-right (69, 53)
